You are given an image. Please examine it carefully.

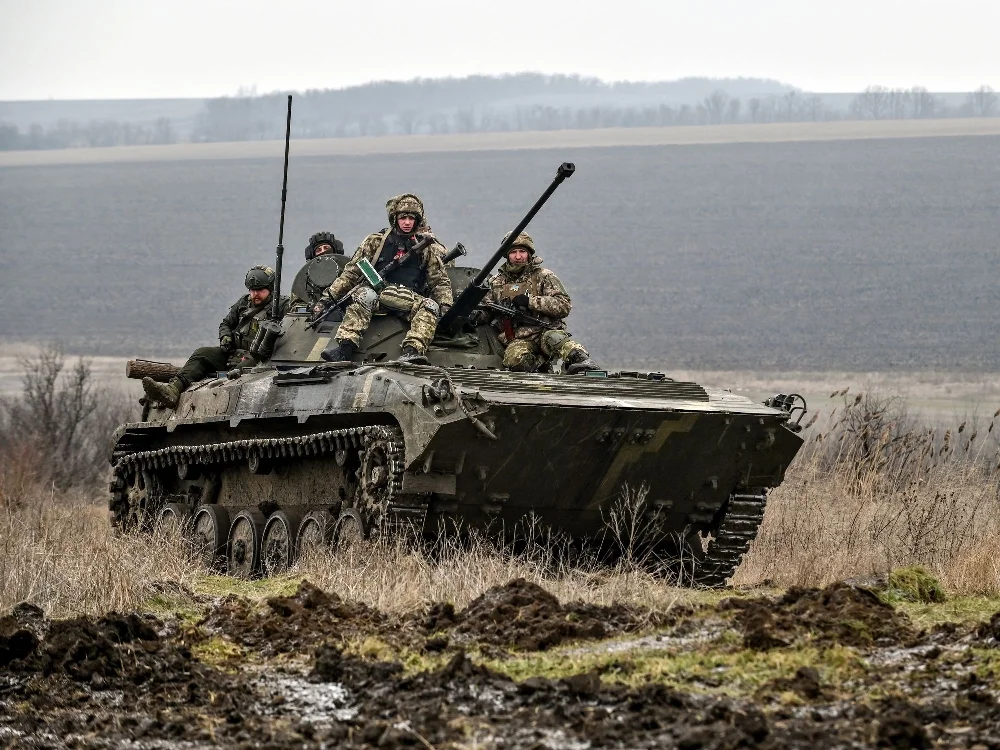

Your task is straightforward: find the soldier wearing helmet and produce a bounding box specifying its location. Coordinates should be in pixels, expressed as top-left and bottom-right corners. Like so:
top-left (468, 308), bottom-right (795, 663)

top-left (474, 232), bottom-right (599, 374)
top-left (304, 231), bottom-right (344, 261)
top-left (142, 265), bottom-right (290, 408)
top-left (317, 193), bottom-right (453, 364)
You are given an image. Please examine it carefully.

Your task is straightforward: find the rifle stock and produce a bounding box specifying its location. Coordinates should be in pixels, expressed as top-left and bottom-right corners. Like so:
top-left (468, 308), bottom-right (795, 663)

top-left (439, 162), bottom-right (574, 335)
top-left (479, 301), bottom-right (556, 330)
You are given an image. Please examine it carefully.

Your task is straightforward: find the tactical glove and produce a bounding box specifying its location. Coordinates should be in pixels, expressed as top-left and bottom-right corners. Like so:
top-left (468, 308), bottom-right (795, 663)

top-left (512, 294), bottom-right (530, 310)
top-left (219, 335), bottom-right (234, 353)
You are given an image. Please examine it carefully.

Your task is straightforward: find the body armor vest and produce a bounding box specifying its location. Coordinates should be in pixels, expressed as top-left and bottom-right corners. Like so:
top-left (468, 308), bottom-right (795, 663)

top-left (376, 233), bottom-right (425, 291)
top-left (495, 273), bottom-right (540, 300)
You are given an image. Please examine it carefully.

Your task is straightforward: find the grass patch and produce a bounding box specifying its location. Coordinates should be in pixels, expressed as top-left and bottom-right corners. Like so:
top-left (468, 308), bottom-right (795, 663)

top-left (883, 567), bottom-right (947, 605)
top-left (142, 593), bottom-right (204, 625)
top-left (479, 639), bottom-right (865, 697)
top-left (343, 636), bottom-right (450, 675)
top-left (895, 596), bottom-right (1000, 628)
top-left (968, 649), bottom-right (1000, 684)
top-left (191, 636), bottom-right (245, 667)
top-left (192, 574), bottom-right (303, 600)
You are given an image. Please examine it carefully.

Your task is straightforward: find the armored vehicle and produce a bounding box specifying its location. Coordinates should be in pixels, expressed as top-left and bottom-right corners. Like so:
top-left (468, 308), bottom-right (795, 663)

top-left (110, 161), bottom-right (805, 586)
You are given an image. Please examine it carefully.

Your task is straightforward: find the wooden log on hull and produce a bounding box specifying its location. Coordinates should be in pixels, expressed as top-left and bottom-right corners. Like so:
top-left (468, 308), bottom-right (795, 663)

top-left (126, 359), bottom-right (180, 381)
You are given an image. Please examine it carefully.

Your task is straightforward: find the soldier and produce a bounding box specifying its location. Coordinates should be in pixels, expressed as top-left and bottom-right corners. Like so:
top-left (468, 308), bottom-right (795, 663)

top-left (142, 265), bottom-right (290, 408)
top-left (317, 193), bottom-right (453, 364)
top-left (474, 232), bottom-right (599, 374)
top-left (304, 231), bottom-right (344, 260)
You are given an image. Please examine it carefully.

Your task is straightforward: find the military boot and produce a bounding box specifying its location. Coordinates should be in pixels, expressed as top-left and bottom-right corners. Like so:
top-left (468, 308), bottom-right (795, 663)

top-left (398, 345), bottom-right (428, 365)
top-left (564, 350), bottom-right (602, 375)
top-left (142, 376), bottom-right (184, 408)
top-left (320, 340), bottom-right (358, 363)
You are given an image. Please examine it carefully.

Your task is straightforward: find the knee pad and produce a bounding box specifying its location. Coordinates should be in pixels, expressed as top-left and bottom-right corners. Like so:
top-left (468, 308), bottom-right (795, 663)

top-left (540, 329), bottom-right (572, 357)
top-left (351, 286), bottom-right (378, 310)
top-left (417, 297), bottom-right (440, 317)
top-left (503, 343), bottom-right (537, 372)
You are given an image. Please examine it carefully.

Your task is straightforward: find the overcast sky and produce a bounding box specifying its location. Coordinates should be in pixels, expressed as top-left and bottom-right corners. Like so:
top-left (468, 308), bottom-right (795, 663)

top-left (1, 0), bottom-right (997, 100)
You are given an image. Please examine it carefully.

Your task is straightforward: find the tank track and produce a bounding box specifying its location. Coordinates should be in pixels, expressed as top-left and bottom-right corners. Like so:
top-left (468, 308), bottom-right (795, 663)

top-left (108, 425), bottom-right (405, 529)
top-left (693, 491), bottom-right (767, 587)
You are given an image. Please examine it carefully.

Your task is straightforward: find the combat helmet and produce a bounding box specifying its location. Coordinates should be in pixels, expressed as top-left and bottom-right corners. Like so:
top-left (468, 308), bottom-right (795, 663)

top-left (387, 193), bottom-right (425, 228)
top-left (245, 265), bottom-right (276, 290)
top-left (503, 231), bottom-right (535, 256)
top-left (305, 231), bottom-right (344, 260)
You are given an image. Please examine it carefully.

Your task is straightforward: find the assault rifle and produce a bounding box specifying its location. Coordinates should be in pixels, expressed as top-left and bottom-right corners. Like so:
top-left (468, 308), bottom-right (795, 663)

top-left (306, 234), bottom-right (436, 330)
top-left (437, 162), bottom-right (575, 337)
top-left (477, 300), bottom-right (559, 331)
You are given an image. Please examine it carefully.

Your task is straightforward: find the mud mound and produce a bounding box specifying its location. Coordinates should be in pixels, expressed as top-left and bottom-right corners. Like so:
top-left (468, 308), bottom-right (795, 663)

top-left (200, 580), bottom-right (394, 655)
top-left (306, 645), bottom-right (772, 749)
top-left (975, 610), bottom-right (1000, 645)
top-left (758, 666), bottom-right (830, 702)
top-left (438, 578), bottom-right (665, 651)
top-left (722, 581), bottom-right (914, 649)
top-left (875, 699), bottom-right (933, 748)
top-left (5, 611), bottom-right (161, 682)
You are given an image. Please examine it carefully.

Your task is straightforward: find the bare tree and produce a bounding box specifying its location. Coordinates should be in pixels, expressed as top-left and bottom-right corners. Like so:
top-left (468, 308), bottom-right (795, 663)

top-left (396, 110), bottom-right (420, 135)
top-left (909, 87), bottom-right (939, 118)
top-left (968, 85), bottom-right (998, 117)
top-left (887, 88), bottom-right (911, 119)
top-left (703, 90), bottom-right (729, 124)
top-left (0, 345), bottom-right (134, 490)
top-left (153, 117), bottom-right (175, 144)
top-left (747, 97), bottom-right (761, 123)
top-left (851, 85), bottom-right (891, 120)
top-left (804, 96), bottom-right (824, 121)
top-left (782, 91), bottom-right (799, 122)
top-left (727, 97), bottom-right (742, 123)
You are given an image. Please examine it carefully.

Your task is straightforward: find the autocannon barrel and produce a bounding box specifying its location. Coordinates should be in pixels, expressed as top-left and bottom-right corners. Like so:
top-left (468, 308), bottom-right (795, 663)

top-left (438, 163), bottom-right (574, 335)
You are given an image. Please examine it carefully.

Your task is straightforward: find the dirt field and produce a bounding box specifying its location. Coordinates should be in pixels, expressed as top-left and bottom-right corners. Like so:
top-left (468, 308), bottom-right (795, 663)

top-left (2, 118), bottom-right (1000, 167)
top-left (3, 575), bottom-right (999, 749)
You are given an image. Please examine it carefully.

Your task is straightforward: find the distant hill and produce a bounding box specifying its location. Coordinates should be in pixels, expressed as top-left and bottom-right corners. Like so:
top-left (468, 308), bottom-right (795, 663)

top-left (0, 74), bottom-right (791, 142)
top-left (0, 74), bottom-right (993, 150)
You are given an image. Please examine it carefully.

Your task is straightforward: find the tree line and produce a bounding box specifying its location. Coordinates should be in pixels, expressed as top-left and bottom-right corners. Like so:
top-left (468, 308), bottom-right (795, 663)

top-left (0, 116), bottom-right (176, 150)
top-left (1, 74), bottom-right (996, 151)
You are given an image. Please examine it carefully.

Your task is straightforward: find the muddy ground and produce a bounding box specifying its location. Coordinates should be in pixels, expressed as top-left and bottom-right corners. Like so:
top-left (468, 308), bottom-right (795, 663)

top-left (2, 579), bottom-right (1000, 749)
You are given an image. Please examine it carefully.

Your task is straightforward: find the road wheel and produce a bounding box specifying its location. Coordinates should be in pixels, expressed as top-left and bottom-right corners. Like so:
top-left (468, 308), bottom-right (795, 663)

top-left (156, 502), bottom-right (192, 536)
top-left (296, 509), bottom-right (336, 560)
top-left (262, 509), bottom-right (304, 576)
top-left (228, 509), bottom-right (267, 578)
top-left (123, 469), bottom-right (164, 532)
top-left (191, 505), bottom-right (230, 571)
top-left (334, 507), bottom-right (369, 554)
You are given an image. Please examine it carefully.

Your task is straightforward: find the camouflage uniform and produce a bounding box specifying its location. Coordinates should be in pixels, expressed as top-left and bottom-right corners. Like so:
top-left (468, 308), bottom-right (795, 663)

top-left (321, 194), bottom-right (453, 355)
top-left (143, 266), bottom-right (289, 408)
top-left (177, 292), bottom-right (290, 387)
top-left (482, 233), bottom-right (593, 372)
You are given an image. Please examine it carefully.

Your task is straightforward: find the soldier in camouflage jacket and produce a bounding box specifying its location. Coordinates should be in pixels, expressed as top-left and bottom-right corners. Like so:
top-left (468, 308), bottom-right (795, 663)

top-left (142, 265), bottom-right (289, 408)
top-left (318, 193), bottom-right (453, 364)
top-left (477, 232), bottom-right (599, 374)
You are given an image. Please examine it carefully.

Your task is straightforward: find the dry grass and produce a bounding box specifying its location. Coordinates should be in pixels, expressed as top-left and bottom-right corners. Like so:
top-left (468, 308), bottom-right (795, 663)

top-left (3, 385), bottom-right (1000, 618)
top-left (294, 526), bottom-right (689, 615)
top-left (736, 391), bottom-right (1000, 595)
top-left (0, 487), bottom-right (197, 618)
